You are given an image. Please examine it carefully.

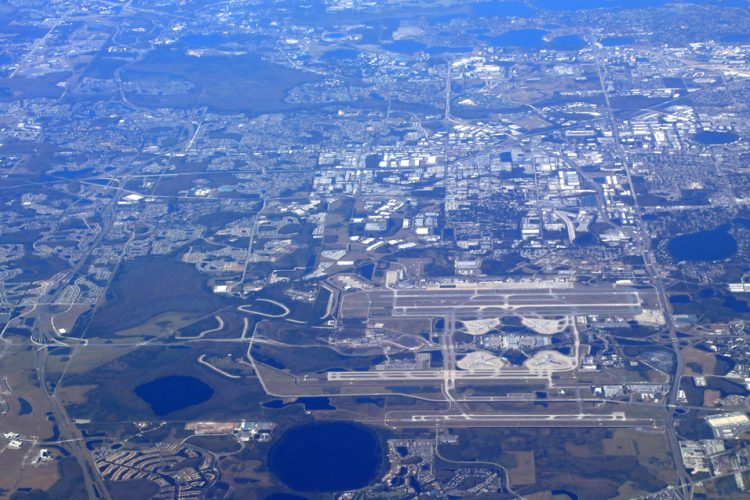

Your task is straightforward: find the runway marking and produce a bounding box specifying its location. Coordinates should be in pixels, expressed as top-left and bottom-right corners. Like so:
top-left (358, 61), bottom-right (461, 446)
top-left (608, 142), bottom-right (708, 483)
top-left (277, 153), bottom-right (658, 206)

top-left (327, 369), bottom-right (550, 381)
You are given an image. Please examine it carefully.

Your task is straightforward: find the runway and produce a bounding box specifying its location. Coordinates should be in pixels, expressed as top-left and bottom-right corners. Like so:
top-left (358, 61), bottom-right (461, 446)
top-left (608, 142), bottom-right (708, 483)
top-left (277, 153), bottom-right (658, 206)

top-left (341, 285), bottom-right (645, 319)
top-left (383, 411), bottom-right (661, 428)
top-left (327, 369), bottom-right (550, 382)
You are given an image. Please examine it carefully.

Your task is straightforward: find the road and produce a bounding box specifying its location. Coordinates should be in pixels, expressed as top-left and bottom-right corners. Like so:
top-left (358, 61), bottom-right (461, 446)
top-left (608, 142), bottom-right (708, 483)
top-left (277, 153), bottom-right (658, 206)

top-left (34, 346), bottom-right (110, 499)
top-left (229, 195), bottom-right (266, 295)
top-left (438, 312), bottom-right (463, 415)
top-left (9, 9), bottom-right (71, 79)
top-left (591, 37), bottom-right (692, 494)
top-left (432, 430), bottom-right (520, 498)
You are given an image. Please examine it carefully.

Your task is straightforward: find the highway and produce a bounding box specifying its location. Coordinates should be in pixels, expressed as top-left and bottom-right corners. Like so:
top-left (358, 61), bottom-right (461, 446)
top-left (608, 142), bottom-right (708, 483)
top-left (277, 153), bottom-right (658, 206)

top-left (34, 344), bottom-right (109, 499)
top-left (592, 38), bottom-right (692, 494)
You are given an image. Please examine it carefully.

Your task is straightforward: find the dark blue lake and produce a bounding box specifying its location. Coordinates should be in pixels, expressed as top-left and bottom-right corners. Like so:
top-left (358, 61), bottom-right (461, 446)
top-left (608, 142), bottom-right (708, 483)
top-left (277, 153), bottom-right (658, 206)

top-left (322, 48), bottom-right (359, 61)
top-left (486, 30), bottom-right (585, 51)
top-left (268, 422), bottom-right (383, 492)
top-left (693, 130), bottom-right (739, 145)
top-left (262, 397), bottom-right (336, 411)
top-left (424, 46), bottom-right (474, 55)
top-left (722, 33), bottom-right (750, 44)
top-left (134, 375), bottom-right (214, 416)
top-left (536, 0), bottom-right (653, 10)
top-left (551, 489), bottom-right (579, 500)
top-left (670, 295), bottom-right (693, 304)
top-left (487, 29), bottom-right (549, 48)
top-left (724, 295), bottom-right (750, 313)
top-left (264, 495), bottom-right (307, 500)
top-left (53, 167), bottom-right (95, 179)
top-left (667, 227), bottom-right (737, 262)
top-left (384, 39), bottom-right (426, 54)
top-left (549, 35), bottom-right (587, 51)
top-left (535, 0), bottom-right (745, 10)
top-left (601, 36), bottom-right (634, 46)
top-left (17, 397), bottom-right (32, 416)
top-left (473, 2), bottom-right (536, 17)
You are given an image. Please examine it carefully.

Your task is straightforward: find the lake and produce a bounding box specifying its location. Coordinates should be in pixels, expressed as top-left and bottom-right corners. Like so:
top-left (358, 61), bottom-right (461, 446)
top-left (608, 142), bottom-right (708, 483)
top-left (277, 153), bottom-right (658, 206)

top-left (723, 295), bottom-right (750, 313)
top-left (535, 0), bottom-right (745, 10)
top-left (486, 29), bottom-right (549, 48)
top-left (669, 295), bottom-right (692, 304)
top-left (601, 36), bottom-right (634, 46)
top-left (485, 30), bottom-right (586, 51)
top-left (693, 130), bottom-right (739, 145)
top-left (384, 40), bottom-right (426, 54)
top-left (667, 227), bottom-right (737, 262)
top-left (268, 422), bottom-right (383, 492)
top-left (549, 35), bottom-right (587, 51)
top-left (322, 48), bottom-right (360, 61)
top-left (17, 397), bottom-right (32, 416)
top-left (134, 375), bottom-right (214, 416)
top-left (551, 488), bottom-right (580, 500)
top-left (473, 2), bottom-right (536, 17)
top-left (262, 397), bottom-right (336, 411)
